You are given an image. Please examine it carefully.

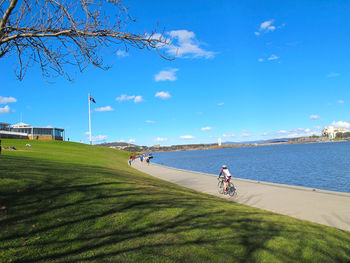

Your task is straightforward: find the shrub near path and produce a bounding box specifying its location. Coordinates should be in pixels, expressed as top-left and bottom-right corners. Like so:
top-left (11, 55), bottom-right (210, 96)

top-left (0, 139), bottom-right (349, 263)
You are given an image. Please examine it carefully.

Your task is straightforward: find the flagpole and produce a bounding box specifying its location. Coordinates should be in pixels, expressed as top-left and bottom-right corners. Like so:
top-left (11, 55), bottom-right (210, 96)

top-left (88, 93), bottom-right (92, 145)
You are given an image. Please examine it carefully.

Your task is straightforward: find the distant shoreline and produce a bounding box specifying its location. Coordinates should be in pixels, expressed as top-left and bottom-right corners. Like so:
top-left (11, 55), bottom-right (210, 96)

top-left (150, 139), bottom-right (349, 153)
top-left (98, 137), bottom-right (349, 153)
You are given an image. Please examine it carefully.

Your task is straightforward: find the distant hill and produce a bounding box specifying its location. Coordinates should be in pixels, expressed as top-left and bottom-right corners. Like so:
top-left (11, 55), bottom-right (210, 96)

top-left (98, 138), bottom-right (289, 150)
top-left (96, 139), bottom-right (286, 153)
top-left (97, 142), bottom-right (217, 152)
top-left (98, 136), bottom-right (333, 153)
top-left (98, 142), bottom-right (137, 147)
top-left (223, 138), bottom-right (291, 145)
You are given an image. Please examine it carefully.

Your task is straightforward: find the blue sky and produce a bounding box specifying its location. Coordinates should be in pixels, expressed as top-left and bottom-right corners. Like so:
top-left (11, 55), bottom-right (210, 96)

top-left (1, 0), bottom-right (350, 146)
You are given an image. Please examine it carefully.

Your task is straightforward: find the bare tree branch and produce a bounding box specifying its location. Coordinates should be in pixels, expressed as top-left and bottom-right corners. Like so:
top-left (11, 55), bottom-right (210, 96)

top-left (0, 0), bottom-right (18, 30)
top-left (0, 0), bottom-right (171, 81)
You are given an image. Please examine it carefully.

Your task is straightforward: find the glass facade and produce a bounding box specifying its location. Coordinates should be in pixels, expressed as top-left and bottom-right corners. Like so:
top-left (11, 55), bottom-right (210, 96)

top-left (12, 128), bottom-right (32, 134)
top-left (11, 128), bottom-right (63, 136)
top-left (1, 123), bottom-right (64, 140)
top-left (33, 128), bottom-right (52, 135)
top-left (54, 129), bottom-right (63, 137)
top-left (9, 126), bottom-right (64, 139)
top-left (0, 123), bottom-right (10, 130)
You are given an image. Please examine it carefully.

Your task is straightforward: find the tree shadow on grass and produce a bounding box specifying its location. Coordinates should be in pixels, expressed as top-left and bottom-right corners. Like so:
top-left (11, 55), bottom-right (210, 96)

top-left (0, 155), bottom-right (350, 263)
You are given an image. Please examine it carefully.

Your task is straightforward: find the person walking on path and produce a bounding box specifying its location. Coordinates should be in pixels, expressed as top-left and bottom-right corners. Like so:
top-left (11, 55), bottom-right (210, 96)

top-left (129, 156), bottom-right (133, 165)
top-left (218, 165), bottom-right (232, 193)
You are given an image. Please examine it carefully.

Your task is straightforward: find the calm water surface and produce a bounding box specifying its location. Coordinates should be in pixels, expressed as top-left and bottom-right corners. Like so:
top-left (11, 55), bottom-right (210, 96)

top-left (152, 142), bottom-right (350, 193)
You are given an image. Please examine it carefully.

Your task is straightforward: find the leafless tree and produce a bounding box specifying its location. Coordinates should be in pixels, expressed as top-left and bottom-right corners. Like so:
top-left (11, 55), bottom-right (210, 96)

top-left (0, 0), bottom-right (170, 81)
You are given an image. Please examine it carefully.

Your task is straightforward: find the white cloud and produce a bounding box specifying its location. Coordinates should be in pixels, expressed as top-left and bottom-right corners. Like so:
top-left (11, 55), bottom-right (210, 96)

top-left (116, 94), bottom-right (143, 103)
top-left (337, 100), bottom-right (344, 104)
top-left (242, 133), bottom-right (251, 137)
top-left (289, 128), bottom-right (319, 137)
top-left (116, 94), bottom-right (135, 102)
top-left (286, 133), bottom-right (301, 138)
top-left (218, 102), bottom-right (224, 106)
top-left (209, 135), bottom-right (217, 138)
top-left (310, 115), bottom-right (320, 120)
top-left (134, 96), bottom-right (143, 103)
top-left (258, 58), bottom-right (264, 62)
top-left (179, 135), bottom-right (195, 139)
top-left (0, 105), bottom-right (10, 114)
top-left (255, 20), bottom-right (278, 36)
top-left (332, 121), bottom-right (350, 129)
top-left (145, 120), bottom-right (155, 124)
top-left (128, 139), bottom-right (136, 143)
top-left (262, 132), bottom-right (270, 136)
top-left (116, 50), bottom-right (129, 57)
top-left (0, 96), bottom-right (17, 104)
top-left (268, 54), bottom-right (279, 61)
top-left (155, 91), bottom-right (171, 100)
top-left (165, 30), bottom-right (215, 59)
top-left (119, 140), bottom-right (125, 142)
top-left (223, 133), bottom-right (235, 137)
top-left (327, 72), bottom-right (340, 78)
top-left (266, 127), bottom-right (321, 138)
top-left (91, 135), bottom-right (107, 142)
top-left (201, 126), bottom-right (213, 131)
top-left (155, 68), bottom-right (179, 82)
top-left (260, 20), bottom-right (275, 31)
top-left (314, 126), bottom-right (321, 130)
top-left (155, 137), bottom-right (168, 142)
top-left (95, 106), bottom-right (114, 112)
top-left (84, 131), bottom-right (90, 135)
top-left (289, 128), bottom-right (304, 133)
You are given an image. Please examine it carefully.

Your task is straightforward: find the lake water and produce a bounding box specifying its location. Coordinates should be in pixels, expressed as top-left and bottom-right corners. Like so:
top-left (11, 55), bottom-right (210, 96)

top-left (152, 142), bottom-right (350, 193)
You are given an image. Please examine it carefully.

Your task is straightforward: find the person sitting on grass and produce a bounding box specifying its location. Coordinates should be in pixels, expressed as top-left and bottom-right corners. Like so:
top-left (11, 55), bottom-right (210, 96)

top-left (219, 165), bottom-right (231, 193)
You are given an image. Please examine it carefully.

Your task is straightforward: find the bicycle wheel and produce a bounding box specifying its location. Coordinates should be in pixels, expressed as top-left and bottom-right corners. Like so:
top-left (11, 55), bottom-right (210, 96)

top-left (217, 180), bottom-right (224, 194)
top-left (228, 182), bottom-right (236, 197)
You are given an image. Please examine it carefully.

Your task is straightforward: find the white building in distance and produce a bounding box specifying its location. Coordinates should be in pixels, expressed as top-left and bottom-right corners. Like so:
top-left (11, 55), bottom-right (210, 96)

top-left (0, 122), bottom-right (64, 140)
top-left (322, 126), bottom-right (347, 139)
top-left (218, 138), bottom-right (222, 146)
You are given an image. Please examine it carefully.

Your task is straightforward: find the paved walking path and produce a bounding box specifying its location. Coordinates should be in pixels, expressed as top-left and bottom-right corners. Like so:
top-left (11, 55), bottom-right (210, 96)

top-left (132, 160), bottom-right (350, 232)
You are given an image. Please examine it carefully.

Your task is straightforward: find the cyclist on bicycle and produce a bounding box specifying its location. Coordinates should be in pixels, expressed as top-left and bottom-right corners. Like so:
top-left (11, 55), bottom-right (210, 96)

top-left (218, 165), bottom-right (231, 193)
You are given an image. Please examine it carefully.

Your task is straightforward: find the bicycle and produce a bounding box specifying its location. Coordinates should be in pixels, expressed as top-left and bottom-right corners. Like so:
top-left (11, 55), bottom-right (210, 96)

top-left (217, 176), bottom-right (237, 197)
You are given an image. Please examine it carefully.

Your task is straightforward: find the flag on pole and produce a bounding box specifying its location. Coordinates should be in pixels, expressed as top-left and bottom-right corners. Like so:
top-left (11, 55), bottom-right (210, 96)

top-left (89, 95), bottom-right (96, 103)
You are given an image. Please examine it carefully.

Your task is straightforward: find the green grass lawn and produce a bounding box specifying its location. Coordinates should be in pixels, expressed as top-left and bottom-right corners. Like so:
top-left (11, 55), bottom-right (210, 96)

top-left (0, 139), bottom-right (349, 263)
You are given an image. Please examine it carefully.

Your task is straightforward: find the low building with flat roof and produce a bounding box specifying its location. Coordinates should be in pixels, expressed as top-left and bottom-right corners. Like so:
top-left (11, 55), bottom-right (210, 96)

top-left (0, 122), bottom-right (65, 140)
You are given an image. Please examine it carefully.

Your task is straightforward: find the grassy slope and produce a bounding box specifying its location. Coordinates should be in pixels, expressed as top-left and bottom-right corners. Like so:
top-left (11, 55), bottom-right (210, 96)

top-left (0, 139), bottom-right (349, 263)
